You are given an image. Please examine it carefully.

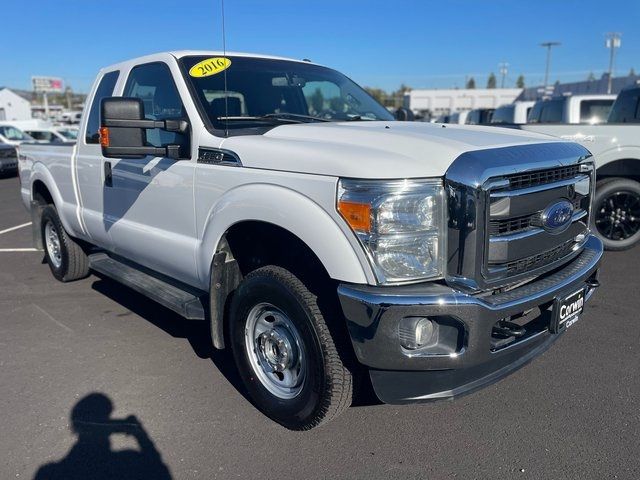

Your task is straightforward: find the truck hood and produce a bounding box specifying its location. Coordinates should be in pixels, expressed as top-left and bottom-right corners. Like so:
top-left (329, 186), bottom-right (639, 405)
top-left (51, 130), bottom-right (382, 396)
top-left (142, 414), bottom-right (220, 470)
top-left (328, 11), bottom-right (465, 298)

top-left (217, 121), bottom-right (561, 179)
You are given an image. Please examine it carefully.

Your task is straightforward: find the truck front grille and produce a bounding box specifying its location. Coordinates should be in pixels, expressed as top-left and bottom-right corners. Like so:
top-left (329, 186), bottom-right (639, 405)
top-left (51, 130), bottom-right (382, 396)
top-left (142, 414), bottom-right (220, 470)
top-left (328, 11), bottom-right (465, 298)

top-left (444, 142), bottom-right (594, 291)
top-left (505, 239), bottom-right (576, 275)
top-left (506, 165), bottom-right (581, 190)
top-left (489, 198), bottom-right (581, 236)
top-left (484, 165), bottom-right (592, 282)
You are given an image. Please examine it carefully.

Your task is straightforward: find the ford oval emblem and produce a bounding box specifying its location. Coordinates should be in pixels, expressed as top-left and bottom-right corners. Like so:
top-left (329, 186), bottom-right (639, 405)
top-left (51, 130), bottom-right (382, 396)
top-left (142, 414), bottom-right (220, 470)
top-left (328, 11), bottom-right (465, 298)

top-left (541, 200), bottom-right (574, 233)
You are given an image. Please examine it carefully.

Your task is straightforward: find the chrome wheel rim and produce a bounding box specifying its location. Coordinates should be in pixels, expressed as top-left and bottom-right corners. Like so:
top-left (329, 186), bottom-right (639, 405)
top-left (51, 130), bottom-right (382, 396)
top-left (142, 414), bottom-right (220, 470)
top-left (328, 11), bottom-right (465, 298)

top-left (44, 221), bottom-right (62, 269)
top-left (595, 191), bottom-right (640, 241)
top-left (244, 302), bottom-right (306, 399)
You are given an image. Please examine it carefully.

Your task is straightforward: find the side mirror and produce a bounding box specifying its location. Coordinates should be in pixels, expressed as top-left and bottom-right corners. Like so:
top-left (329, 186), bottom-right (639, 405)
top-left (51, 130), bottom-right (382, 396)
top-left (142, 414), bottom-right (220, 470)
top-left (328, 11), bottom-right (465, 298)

top-left (395, 107), bottom-right (415, 121)
top-left (99, 97), bottom-right (189, 159)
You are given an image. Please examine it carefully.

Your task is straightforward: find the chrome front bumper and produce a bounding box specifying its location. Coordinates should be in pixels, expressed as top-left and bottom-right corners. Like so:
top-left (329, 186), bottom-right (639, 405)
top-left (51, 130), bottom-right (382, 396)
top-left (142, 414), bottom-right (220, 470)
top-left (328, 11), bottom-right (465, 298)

top-left (337, 235), bottom-right (603, 404)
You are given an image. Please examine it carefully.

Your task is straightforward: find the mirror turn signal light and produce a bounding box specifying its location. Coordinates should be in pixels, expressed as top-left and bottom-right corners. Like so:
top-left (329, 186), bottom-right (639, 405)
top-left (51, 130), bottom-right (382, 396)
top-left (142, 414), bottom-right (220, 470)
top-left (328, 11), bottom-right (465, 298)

top-left (99, 127), bottom-right (110, 147)
top-left (338, 200), bottom-right (371, 232)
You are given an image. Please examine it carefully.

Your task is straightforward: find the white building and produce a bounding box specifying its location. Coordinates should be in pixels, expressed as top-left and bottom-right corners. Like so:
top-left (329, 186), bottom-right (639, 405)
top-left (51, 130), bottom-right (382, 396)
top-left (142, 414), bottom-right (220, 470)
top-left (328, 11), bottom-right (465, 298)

top-left (404, 88), bottom-right (523, 118)
top-left (0, 88), bottom-right (32, 121)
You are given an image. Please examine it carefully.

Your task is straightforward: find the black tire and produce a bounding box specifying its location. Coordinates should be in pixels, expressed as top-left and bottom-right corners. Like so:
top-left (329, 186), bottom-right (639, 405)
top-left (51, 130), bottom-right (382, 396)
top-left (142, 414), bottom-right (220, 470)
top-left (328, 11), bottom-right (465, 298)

top-left (41, 205), bottom-right (90, 282)
top-left (592, 178), bottom-right (640, 251)
top-left (229, 265), bottom-right (352, 430)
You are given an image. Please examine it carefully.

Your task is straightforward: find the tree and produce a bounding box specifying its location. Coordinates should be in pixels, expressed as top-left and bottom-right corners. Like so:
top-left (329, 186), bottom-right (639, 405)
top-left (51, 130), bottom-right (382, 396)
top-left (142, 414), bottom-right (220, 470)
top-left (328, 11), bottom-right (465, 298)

top-left (364, 87), bottom-right (387, 105)
top-left (486, 72), bottom-right (497, 89)
top-left (587, 72), bottom-right (596, 81)
top-left (391, 84), bottom-right (412, 108)
top-left (465, 77), bottom-right (476, 89)
top-left (630, 68), bottom-right (637, 77)
top-left (516, 75), bottom-right (525, 88)
top-left (309, 88), bottom-right (324, 113)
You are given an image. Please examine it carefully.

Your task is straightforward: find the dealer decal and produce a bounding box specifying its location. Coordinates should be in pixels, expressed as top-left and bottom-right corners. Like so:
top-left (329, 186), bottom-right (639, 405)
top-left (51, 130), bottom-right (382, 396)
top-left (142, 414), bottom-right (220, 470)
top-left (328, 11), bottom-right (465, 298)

top-left (189, 57), bottom-right (231, 78)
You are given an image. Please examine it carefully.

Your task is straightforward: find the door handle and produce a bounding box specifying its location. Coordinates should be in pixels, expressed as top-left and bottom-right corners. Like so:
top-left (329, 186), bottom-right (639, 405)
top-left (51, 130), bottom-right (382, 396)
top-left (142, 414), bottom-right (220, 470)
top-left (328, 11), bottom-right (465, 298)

top-left (104, 161), bottom-right (113, 188)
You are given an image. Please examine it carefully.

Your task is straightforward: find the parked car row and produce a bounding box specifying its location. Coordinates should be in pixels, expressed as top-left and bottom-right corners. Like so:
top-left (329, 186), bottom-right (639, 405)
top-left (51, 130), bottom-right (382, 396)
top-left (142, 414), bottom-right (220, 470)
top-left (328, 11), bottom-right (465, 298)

top-left (0, 122), bottom-right (78, 176)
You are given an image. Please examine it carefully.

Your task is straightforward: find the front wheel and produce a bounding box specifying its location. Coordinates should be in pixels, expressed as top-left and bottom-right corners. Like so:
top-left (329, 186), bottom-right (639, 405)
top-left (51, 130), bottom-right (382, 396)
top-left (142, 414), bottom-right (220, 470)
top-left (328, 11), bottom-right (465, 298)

top-left (229, 266), bottom-right (352, 430)
top-left (592, 178), bottom-right (640, 251)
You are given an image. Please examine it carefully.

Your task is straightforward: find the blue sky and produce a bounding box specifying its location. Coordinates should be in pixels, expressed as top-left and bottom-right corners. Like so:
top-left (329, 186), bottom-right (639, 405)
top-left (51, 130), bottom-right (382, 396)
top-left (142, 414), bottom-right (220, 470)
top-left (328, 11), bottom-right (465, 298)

top-left (3, 0), bottom-right (638, 93)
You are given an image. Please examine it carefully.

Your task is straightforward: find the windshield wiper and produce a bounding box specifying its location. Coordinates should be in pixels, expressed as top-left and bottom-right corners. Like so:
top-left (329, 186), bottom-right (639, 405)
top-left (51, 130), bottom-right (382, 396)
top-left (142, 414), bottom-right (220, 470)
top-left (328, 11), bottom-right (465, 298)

top-left (263, 113), bottom-right (330, 122)
top-left (216, 113), bottom-right (329, 124)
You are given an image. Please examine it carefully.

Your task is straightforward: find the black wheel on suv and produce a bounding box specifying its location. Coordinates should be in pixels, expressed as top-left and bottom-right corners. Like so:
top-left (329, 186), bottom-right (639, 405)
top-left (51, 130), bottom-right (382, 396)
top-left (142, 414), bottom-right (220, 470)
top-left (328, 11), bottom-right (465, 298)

top-left (41, 205), bottom-right (90, 282)
top-left (592, 178), bottom-right (640, 251)
top-left (229, 265), bottom-right (352, 430)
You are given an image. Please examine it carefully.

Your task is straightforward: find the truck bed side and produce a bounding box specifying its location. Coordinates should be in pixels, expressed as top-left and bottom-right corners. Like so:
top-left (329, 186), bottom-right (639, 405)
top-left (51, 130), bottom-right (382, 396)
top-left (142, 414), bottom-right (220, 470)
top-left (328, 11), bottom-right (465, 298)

top-left (18, 142), bottom-right (84, 238)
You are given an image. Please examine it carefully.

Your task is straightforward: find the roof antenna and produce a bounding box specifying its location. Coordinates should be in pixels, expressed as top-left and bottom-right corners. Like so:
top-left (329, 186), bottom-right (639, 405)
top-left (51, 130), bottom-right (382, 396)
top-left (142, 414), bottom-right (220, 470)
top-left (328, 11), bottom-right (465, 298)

top-left (221, 0), bottom-right (229, 137)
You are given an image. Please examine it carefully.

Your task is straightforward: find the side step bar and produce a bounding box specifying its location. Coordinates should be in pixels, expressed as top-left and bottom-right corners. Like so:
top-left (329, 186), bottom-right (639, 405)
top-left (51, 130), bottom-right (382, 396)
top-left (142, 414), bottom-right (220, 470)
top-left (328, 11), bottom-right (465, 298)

top-left (88, 253), bottom-right (206, 320)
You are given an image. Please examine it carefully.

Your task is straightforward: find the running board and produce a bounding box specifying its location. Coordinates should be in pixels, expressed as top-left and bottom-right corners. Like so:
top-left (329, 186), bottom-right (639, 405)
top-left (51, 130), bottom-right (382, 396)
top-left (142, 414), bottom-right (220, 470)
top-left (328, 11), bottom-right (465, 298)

top-left (88, 253), bottom-right (206, 320)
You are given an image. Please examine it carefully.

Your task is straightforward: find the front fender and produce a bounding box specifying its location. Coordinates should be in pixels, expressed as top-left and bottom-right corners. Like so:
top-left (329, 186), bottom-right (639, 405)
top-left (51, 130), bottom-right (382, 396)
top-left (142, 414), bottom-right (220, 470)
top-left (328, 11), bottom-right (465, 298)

top-left (196, 183), bottom-right (372, 286)
top-left (594, 145), bottom-right (640, 170)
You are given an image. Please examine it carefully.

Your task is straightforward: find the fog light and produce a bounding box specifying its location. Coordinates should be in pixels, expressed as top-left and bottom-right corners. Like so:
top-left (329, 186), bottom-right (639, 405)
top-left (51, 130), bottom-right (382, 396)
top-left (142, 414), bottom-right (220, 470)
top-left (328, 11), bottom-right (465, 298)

top-left (398, 317), bottom-right (437, 350)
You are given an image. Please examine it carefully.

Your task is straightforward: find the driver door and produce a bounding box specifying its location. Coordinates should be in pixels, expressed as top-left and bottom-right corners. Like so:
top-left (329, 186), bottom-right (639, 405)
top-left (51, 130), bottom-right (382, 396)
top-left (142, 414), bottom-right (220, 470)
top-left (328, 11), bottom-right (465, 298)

top-left (105, 61), bottom-right (198, 285)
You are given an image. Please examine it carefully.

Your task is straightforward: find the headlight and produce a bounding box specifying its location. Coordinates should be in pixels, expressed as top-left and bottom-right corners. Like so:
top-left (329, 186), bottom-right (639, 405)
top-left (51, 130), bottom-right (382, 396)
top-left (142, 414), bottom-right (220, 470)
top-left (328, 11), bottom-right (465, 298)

top-left (337, 178), bottom-right (445, 284)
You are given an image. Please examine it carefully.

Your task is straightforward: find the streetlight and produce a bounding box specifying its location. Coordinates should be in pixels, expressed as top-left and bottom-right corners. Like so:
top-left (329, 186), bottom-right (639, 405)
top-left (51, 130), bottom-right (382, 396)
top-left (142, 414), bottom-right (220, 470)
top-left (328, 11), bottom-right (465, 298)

top-left (540, 41), bottom-right (561, 87)
top-left (605, 33), bottom-right (622, 94)
top-left (499, 62), bottom-right (509, 88)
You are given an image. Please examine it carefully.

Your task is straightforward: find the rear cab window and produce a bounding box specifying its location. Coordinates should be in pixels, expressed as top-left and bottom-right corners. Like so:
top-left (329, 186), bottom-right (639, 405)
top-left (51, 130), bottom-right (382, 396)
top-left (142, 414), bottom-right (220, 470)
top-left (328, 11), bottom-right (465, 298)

top-left (86, 71), bottom-right (120, 144)
top-left (579, 99), bottom-right (614, 124)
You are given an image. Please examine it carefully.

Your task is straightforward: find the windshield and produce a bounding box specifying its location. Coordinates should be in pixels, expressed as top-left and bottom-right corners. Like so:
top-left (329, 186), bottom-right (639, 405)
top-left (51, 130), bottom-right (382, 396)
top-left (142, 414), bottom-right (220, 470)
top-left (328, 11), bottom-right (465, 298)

top-left (0, 125), bottom-right (32, 141)
top-left (491, 105), bottom-right (515, 124)
top-left (57, 128), bottom-right (78, 140)
top-left (607, 88), bottom-right (640, 123)
top-left (180, 55), bottom-right (394, 133)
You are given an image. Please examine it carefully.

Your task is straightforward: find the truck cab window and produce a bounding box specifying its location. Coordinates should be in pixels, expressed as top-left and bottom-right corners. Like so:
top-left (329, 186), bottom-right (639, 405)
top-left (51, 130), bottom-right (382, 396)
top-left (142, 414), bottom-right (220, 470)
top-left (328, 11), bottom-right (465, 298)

top-left (86, 70), bottom-right (119, 144)
top-left (124, 62), bottom-right (190, 157)
top-left (579, 99), bottom-right (613, 124)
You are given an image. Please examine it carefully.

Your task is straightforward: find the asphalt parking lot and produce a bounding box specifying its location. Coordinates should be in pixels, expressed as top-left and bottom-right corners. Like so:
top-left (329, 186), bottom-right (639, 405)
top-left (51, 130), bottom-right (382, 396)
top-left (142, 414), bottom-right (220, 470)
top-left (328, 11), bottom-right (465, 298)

top-left (1, 174), bottom-right (638, 480)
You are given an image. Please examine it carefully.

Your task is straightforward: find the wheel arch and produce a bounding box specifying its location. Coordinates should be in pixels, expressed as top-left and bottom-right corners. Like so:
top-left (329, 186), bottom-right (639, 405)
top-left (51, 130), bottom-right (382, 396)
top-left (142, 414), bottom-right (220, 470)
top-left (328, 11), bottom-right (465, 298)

top-left (596, 157), bottom-right (640, 182)
top-left (197, 183), bottom-right (372, 287)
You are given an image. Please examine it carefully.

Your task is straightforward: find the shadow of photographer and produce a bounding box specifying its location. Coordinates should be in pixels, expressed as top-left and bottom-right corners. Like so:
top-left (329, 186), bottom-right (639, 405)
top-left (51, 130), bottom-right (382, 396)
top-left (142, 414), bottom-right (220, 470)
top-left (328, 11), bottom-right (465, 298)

top-left (34, 393), bottom-right (172, 480)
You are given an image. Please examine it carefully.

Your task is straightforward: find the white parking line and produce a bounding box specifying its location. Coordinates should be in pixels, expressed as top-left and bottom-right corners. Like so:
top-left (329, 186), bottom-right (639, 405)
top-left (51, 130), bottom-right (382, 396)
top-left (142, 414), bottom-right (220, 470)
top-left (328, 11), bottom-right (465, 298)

top-left (0, 222), bottom-right (31, 235)
top-left (0, 248), bottom-right (38, 252)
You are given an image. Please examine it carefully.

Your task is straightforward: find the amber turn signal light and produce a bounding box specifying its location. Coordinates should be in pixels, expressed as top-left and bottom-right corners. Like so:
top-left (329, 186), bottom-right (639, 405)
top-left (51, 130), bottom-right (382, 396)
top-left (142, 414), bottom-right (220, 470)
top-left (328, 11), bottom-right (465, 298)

top-left (338, 200), bottom-right (371, 232)
top-left (99, 127), bottom-right (110, 147)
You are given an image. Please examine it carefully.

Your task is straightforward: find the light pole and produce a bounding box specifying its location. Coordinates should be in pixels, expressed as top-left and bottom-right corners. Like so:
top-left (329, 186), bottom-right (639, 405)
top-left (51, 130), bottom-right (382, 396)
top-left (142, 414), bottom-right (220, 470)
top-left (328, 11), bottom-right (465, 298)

top-left (499, 62), bottom-right (509, 88)
top-left (605, 33), bottom-right (622, 94)
top-left (540, 41), bottom-right (561, 87)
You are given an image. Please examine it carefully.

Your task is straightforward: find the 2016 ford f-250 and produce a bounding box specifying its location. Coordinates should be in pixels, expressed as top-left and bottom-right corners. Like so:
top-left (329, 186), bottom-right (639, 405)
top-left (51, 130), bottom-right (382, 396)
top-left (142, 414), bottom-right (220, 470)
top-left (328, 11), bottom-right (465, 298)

top-left (18, 51), bottom-right (603, 430)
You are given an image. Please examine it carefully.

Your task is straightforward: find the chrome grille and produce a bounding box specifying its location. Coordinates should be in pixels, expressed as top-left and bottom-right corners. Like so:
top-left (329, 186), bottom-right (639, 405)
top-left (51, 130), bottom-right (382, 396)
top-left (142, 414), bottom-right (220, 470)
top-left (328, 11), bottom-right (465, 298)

top-left (506, 165), bottom-right (581, 190)
top-left (445, 141), bottom-right (594, 292)
top-left (485, 165), bottom-right (592, 281)
top-left (489, 198), bottom-right (582, 236)
top-left (505, 239), bottom-right (576, 274)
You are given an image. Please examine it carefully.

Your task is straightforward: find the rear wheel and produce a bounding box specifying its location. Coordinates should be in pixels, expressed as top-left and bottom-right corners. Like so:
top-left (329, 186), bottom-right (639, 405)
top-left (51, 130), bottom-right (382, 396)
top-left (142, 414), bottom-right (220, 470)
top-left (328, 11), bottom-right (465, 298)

top-left (41, 205), bottom-right (90, 282)
top-left (592, 178), bottom-right (640, 251)
top-left (229, 265), bottom-right (352, 430)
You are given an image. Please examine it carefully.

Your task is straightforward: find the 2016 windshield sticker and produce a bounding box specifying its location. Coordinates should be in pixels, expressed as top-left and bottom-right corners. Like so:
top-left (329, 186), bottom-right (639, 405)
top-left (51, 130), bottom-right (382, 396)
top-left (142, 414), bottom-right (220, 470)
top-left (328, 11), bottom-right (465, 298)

top-left (189, 57), bottom-right (231, 78)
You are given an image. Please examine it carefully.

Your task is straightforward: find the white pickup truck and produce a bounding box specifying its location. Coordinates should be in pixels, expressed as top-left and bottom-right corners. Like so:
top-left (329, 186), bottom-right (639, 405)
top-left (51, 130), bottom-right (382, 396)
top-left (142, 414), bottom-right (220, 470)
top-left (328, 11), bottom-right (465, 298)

top-left (18, 51), bottom-right (603, 430)
top-left (527, 94), bottom-right (616, 125)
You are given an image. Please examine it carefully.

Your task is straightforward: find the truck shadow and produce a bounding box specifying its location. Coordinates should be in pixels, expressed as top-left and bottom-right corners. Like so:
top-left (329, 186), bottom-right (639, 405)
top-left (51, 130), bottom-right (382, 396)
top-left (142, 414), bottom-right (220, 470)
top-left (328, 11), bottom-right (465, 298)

top-left (33, 392), bottom-right (172, 480)
top-left (90, 277), bottom-right (250, 404)
top-left (91, 277), bottom-right (381, 409)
